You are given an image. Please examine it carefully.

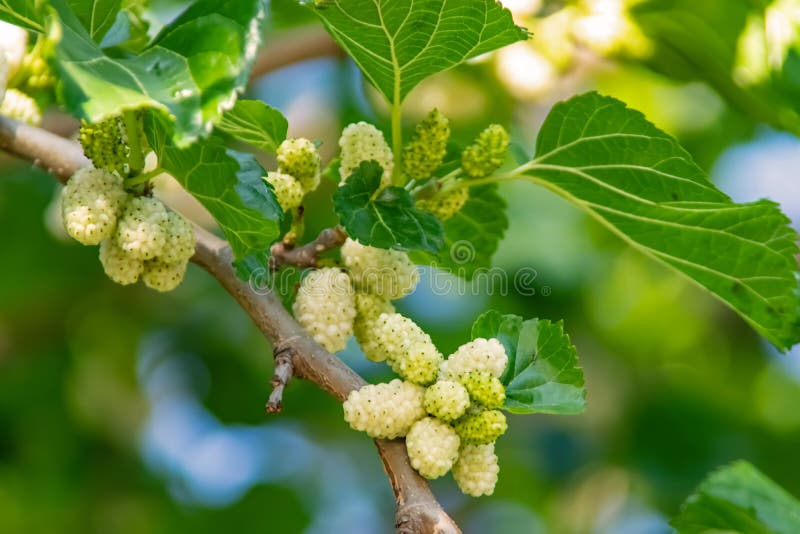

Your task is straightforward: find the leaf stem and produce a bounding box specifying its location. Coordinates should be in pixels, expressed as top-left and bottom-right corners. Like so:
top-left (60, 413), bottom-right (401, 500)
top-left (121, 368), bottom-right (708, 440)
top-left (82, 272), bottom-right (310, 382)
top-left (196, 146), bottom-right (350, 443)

top-left (124, 167), bottom-right (166, 187)
top-left (391, 96), bottom-right (403, 186)
top-left (122, 110), bottom-right (145, 175)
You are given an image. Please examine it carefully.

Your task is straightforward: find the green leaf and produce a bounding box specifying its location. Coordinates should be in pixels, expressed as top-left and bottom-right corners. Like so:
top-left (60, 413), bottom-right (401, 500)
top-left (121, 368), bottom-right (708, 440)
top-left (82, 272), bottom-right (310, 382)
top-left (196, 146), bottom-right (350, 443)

top-left (311, 0), bottom-right (528, 104)
top-left (412, 184), bottom-right (508, 279)
top-left (67, 0), bottom-right (120, 42)
top-left (217, 99), bottom-right (288, 153)
top-left (49, 0), bottom-right (263, 144)
top-left (671, 460), bottom-right (800, 534)
top-left (471, 311), bottom-right (586, 415)
top-left (145, 114), bottom-right (283, 260)
top-left (0, 0), bottom-right (45, 32)
top-left (521, 92), bottom-right (800, 350)
top-left (333, 161), bottom-right (444, 253)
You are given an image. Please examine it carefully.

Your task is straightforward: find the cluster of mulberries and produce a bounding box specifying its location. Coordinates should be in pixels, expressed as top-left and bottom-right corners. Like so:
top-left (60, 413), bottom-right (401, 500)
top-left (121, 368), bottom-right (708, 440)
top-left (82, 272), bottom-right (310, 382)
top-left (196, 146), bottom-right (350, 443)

top-left (339, 237), bottom-right (427, 369)
top-left (339, 122), bottom-right (394, 187)
top-left (410, 120), bottom-right (510, 222)
top-left (0, 30), bottom-right (57, 126)
top-left (61, 167), bottom-right (195, 292)
top-left (264, 138), bottom-right (320, 211)
top-left (343, 336), bottom-right (510, 496)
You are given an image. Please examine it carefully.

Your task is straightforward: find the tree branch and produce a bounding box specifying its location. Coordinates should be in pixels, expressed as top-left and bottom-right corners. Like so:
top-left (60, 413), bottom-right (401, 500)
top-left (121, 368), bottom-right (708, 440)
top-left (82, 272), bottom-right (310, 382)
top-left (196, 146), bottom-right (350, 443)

top-left (0, 115), bottom-right (460, 534)
top-left (269, 225), bottom-right (347, 271)
top-left (250, 26), bottom-right (343, 80)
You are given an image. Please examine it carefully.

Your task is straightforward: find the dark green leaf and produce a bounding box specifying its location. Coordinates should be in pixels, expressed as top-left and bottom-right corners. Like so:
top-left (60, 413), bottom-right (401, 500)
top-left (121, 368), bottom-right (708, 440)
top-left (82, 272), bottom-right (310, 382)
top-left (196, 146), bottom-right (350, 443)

top-left (471, 311), bottom-right (586, 415)
top-left (333, 161), bottom-right (444, 253)
top-left (412, 184), bottom-right (508, 279)
top-left (311, 0), bottom-right (528, 103)
top-left (671, 460), bottom-right (800, 534)
top-left (523, 92), bottom-right (800, 350)
top-left (49, 0), bottom-right (263, 144)
top-left (145, 114), bottom-right (282, 260)
top-left (217, 100), bottom-right (288, 153)
top-left (0, 0), bottom-right (45, 32)
top-left (67, 0), bottom-right (120, 42)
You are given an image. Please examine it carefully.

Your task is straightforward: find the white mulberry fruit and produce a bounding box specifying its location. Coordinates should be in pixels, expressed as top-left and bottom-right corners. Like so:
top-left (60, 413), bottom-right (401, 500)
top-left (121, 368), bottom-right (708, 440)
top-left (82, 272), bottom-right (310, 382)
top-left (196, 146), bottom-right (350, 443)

top-left (293, 267), bottom-right (356, 352)
top-left (264, 171), bottom-right (304, 211)
top-left (1, 88), bottom-right (41, 125)
top-left (440, 338), bottom-right (508, 381)
top-left (277, 138), bottom-right (320, 192)
top-left (353, 292), bottom-right (396, 362)
top-left (454, 409), bottom-right (508, 445)
top-left (424, 380), bottom-right (470, 422)
top-left (416, 187), bottom-right (469, 221)
top-left (115, 196), bottom-right (169, 260)
top-left (62, 167), bottom-right (128, 245)
top-left (99, 238), bottom-right (143, 285)
top-left (453, 443), bottom-right (500, 497)
top-left (143, 260), bottom-right (187, 292)
top-left (341, 238), bottom-right (419, 300)
top-left (403, 109), bottom-right (450, 180)
top-left (160, 211), bottom-right (195, 263)
top-left (343, 379), bottom-right (426, 439)
top-left (462, 124), bottom-right (509, 179)
top-left (0, 21), bottom-right (27, 80)
top-left (370, 312), bottom-right (442, 385)
top-left (461, 370), bottom-right (506, 409)
top-left (339, 122), bottom-right (393, 186)
top-left (406, 417), bottom-right (460, 479)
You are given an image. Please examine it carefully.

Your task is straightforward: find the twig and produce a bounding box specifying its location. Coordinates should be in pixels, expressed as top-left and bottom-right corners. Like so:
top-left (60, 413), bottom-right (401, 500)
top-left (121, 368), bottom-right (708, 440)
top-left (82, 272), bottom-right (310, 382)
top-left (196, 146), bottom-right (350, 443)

top-left (250, 26), bottom-right (342, 80)
top-left (265, 339), bottom-right (297, 413)
top-left (0, 115), bottom-right (460, 534)
top-left (269, 226), bottom-right (347, 271)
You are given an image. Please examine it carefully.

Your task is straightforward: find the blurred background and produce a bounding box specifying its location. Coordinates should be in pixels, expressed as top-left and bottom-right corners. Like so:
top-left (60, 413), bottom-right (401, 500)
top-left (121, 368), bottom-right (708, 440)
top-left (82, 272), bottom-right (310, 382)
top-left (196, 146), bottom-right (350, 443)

top-left (2, 0), bottom-right (800, 532)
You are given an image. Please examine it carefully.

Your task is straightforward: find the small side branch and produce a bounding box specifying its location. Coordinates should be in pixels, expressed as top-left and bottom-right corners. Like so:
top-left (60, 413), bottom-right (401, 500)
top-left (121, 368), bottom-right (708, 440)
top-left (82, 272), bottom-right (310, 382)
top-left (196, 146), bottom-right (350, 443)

top-left (269, 226), bottom-right (347, 271)
top-left (265, 342), bottom-right (296, 413)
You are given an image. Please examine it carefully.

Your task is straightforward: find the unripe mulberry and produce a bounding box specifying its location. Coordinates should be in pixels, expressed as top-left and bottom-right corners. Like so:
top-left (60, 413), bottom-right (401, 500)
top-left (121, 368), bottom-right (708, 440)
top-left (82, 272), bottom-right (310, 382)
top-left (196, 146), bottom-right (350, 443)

top-left (406, 417), bottom-right (461, 479)
top-left (292, 267), bottom-right (356, 352)
top-left (416, 187), bottom-right (469, 221)
top-left (455, 409), bottom-right (507, 445)
top-left (277, 138), bottom-right (320, 192)
top-left (20, 54), bottom-right (55, 92)
top-left (341, 238), bottom-right (419, 300)
top-left (79, 117), bottom-right (128, 174)
top-left (160, 211), bottom-right (196, 264)
top-left (453, 443), bottom-right (500, 497)
top-left (424, 380), bottom-right (470, 422)
top-left (99, 239), bottom-right (143, 285)
top-left (353, 292), bottom-right (395, 362)
top-left (1, 88), bottom-right (41, 125)
top-left (370, 312), bottom-right (442, 385)
top-left (461, 370), bottom-right (506, 409)
top-left (461, 124), bottom-right (509, 179)
top-left (403, 109), bottom-right (450, 180)
top-left (143, 260), bottom-right (187, 292)
top-left (79, 112), bottom-right (147, 176)
top-left (440, 338), bottom-right (508, 381)
top-left (62, 167), bottom-right (128, 245)
top-left (115, 196), bottom-right (169, 260)
top-left (264, 171), bottom-right (304, 211)
top-left (343, 379), bottom-right (426, 439)
top-left (339, 122), bottom-right (393, 186)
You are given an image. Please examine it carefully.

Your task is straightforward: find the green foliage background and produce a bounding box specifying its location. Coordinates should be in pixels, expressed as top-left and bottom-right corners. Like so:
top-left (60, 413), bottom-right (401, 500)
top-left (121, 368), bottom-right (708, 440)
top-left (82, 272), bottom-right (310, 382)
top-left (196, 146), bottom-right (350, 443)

top-left (1, 0), bottom-right (800, 532)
